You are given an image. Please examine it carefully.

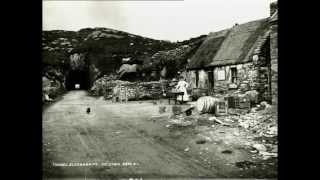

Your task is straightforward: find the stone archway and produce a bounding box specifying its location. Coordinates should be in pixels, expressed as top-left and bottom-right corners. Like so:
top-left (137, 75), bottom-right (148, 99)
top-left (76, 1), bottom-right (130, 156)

top-left (65, 69), bottom-right (90, 90)
top-left (65, 53), bottom-right (90, 90)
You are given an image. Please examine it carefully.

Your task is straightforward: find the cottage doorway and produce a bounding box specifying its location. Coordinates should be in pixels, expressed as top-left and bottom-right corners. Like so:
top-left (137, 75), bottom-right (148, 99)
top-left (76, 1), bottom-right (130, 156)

top-left (208, 71), bottom-right (214, 89)
top-left (195, 71), bottom-right (199, 87)
top-left (259, 35), bottom-right (272, 102)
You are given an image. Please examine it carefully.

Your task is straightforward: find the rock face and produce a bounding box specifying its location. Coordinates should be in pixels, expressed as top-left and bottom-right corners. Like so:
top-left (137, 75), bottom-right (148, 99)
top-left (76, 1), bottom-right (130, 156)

top-left (118, 64), bottom-right (139, 79)
top-left (69, 53), bottom-right (86, 70)
top-left (80, 28), bottom-right (177, 82)
top-left (42, 66), bottom-right (66, 102)
top-left (42, 74), bottom-right (64, 102)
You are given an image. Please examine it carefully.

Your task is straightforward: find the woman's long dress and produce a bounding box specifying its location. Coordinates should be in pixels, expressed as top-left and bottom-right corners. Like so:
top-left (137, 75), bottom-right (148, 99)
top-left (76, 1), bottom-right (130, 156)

top-left (176, 80), bottom-right (190, 102)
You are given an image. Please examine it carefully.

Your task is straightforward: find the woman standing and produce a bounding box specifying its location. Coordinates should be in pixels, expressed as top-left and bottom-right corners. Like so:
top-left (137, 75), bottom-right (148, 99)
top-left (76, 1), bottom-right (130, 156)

top-left (175, 76), bottom-right (190, 104)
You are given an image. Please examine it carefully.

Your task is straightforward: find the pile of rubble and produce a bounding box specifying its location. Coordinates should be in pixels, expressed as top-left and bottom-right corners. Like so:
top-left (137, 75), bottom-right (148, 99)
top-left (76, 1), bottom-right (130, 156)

top-left (42, 75), bottom-right (65, 103)
top-left (223, 102), bottom-right (277, 160)
top-left (236, 103), bottom-right (277, 137)
top-left (161, 100), bottom-right (277, 160)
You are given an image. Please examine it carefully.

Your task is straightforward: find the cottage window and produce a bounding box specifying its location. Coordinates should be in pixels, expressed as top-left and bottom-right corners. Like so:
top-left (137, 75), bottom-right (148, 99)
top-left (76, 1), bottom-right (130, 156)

top-left (231, 67), bottom-right (237, 83)
top-left (217, 67), bottom-right (226, 80)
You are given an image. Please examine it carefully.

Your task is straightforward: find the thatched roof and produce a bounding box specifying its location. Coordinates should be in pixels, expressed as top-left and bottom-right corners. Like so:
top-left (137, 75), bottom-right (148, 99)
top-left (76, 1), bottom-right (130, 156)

top-left (270, 10), bottom-right (278, 22)
top-left (187, 18), bottom-right (271, 69)
top-left (187, 29), bottom-right (229, 69)
top-left (207, 18), bottom-right (269, 67)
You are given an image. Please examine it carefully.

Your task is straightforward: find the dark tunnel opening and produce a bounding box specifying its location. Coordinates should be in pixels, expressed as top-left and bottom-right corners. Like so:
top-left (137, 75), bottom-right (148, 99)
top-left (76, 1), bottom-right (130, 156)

top-left (65, 70), bottom-right (90, 90)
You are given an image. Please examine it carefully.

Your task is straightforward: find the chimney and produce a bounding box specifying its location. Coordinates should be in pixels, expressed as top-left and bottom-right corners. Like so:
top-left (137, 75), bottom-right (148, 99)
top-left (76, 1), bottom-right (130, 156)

top-left (270, 1), bottom-right (278, 16)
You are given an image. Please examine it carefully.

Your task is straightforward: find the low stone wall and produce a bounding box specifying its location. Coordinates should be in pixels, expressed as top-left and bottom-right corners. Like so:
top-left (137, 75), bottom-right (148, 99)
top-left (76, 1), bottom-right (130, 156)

top-left (90, 77), bottom-right (178, 100)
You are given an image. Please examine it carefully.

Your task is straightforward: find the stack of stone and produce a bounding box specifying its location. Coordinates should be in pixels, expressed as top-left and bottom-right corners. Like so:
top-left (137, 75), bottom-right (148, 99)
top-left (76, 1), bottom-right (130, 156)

top-left (90, 74), bottom-right (120, 96)
top-left (91, 77), bottom-right (180, 101)
top-left (123, 82), bottom-right (139, 100)
top-left (112, 80), bottom-right (177, 101)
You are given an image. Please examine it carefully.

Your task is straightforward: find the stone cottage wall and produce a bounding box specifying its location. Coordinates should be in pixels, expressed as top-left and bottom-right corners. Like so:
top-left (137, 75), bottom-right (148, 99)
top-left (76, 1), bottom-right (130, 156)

top-left (188, 61), bottom-right (270, 102)
top-left (212, 62), bottom-right (270, 101)
top-left (212, 63), bottom-right (259, 93)
top-left (269, 1), bottom-right (278, 105)
top-left (270, 23), bottom-right (278, 105)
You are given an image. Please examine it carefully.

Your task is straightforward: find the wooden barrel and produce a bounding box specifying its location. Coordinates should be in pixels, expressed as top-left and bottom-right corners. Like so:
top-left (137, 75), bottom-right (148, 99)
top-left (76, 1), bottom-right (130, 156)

top-left (196, 96), bottom-right (220, 113)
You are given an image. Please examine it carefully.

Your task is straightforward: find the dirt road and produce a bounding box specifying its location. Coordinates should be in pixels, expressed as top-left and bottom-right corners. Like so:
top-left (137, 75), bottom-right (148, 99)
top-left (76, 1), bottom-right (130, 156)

top-left (43, 91), bottom-right (276, 179)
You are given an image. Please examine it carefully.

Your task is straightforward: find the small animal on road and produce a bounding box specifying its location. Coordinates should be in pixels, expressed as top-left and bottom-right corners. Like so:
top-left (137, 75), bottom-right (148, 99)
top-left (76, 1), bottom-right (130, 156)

top-left (86, 107), bottom-right (91, 114)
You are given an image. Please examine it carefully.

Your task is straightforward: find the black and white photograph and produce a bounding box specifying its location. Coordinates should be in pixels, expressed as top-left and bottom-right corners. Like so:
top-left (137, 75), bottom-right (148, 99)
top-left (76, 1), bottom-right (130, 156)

top-left (42, 0), bottom-right (278, 179)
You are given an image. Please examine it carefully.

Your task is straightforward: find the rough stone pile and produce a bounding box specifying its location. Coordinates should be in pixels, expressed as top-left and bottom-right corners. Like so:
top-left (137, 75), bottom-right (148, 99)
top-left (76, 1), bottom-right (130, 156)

top-left (89, 74), bottom-right (119, 96)
top-left (42, 76), bottom-right (64, 103)
top-left (120, 80), bottom-right (178, 100)
top-left (237, 104), bottom-right (277, 138)
top-left (235, 105), bottom-right (278, 160)
top-left (42, 66), bottom-right (66, 103)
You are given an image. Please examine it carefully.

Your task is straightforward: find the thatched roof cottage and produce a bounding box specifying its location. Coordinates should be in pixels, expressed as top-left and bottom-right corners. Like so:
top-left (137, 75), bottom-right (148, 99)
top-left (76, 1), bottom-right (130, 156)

top-left (187, 2), bottom-right (278, 103)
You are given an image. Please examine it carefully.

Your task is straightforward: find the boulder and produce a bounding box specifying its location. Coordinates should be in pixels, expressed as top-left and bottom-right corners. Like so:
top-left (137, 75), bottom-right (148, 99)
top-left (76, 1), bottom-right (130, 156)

top-left (252, 144), bottom-right (267, 152)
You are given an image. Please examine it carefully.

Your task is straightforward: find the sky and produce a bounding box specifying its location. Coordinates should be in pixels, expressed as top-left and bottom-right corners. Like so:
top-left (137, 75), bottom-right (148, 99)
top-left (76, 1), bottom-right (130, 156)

top-left (43, 0), bottom-right (276, 42)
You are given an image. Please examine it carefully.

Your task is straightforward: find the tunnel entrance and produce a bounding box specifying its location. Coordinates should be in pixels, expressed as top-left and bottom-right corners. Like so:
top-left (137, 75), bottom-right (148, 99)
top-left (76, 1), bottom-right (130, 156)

top-left (65, 70), bottom-right (90, 90)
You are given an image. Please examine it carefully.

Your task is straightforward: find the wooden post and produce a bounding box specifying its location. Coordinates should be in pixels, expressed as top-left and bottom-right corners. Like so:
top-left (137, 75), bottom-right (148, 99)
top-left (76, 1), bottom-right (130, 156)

top-left (136, 83), bottom-right (139, 101)
top-left (125, 86), bottom-right (128, 103)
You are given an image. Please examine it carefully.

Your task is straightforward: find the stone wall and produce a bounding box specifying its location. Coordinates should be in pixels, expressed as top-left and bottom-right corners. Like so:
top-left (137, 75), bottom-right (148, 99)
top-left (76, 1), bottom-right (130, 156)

top-left (270, 22), bottom-right (278, 104)
top-left (90, 76), bottom-right (178, 101)
top-left (212, 63), bottom-right (256, 92)
top-left (115, 81), bottom-right (178, 100)
top-left (212, 62), bottom-right (270, 101)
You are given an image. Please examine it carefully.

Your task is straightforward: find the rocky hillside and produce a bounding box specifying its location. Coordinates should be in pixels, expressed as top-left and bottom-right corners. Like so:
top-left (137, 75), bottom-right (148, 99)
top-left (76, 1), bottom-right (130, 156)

top-left (42, 28), bottom-right (176, 98)
top-left (43, 27), bottom-right (177, 78)
top-left (42, 27), bottom-right (207, 101)
top-left (144, 35), bottom-right (207, 79)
